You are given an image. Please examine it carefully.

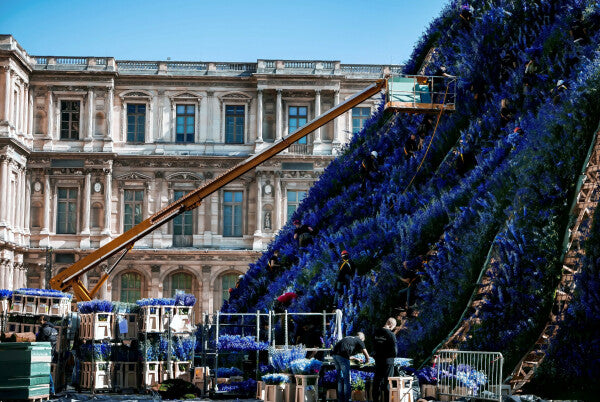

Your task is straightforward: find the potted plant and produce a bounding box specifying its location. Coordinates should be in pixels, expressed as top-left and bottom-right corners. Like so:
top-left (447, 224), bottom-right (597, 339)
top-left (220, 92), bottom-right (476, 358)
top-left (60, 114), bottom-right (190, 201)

top-left (351, 377), bottom-right (366, 401)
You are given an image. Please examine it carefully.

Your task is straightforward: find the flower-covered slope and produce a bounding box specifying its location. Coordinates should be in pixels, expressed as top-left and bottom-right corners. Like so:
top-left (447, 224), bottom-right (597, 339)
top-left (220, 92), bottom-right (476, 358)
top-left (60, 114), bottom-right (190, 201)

top-left (225, 0), bottom-right (600, 393)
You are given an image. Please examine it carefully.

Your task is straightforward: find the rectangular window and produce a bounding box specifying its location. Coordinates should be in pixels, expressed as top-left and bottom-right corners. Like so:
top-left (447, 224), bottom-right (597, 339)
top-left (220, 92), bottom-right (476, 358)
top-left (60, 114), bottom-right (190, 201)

top-left (57, 188), bottom-right (78, 234)
top-left (123, 189), bottom-right (144, 232)
top-left (223, 190), bottom-right (243, 237)
top-left (289, 106), bottom-right (308, 144)
top-left (352, 107), bottom-right (371, 134)
top-left (127, 104), bottom-right (146, 143)
top-left (173, 190), bottom-right (193, 247)
top-left (225, 105), bottom-right (244, 144)
top-left (176, 104), bottom-right (195, 143)
top-left (60, 101), bottom-right (80, 140)
top-left (287, 190), bottom-right (307, 218)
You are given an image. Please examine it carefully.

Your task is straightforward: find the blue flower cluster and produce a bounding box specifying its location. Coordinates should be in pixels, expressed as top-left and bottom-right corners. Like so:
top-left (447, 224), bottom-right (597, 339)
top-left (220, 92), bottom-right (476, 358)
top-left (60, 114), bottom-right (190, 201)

top-left (290, 358), bottom-right (322, 375)
top-left (261, 373), bottom-right (290, 385)
top-left (78, 300), bottom-right (114, 314)
top-left (79, 342), bottom-right (112, 362)
top-left (136, 294), bottom-right (196, 307)
top-left (269, 345), bottom-right (306, 373)
top-left (350, 354), bottom-right (375, 365)
top-left (216, 335), bottom-right (268, 351)
top-left (0, 289), bottom-right (12, 299)
top-left (404, 366), bottom-right (437, 385)
top-left (14, 288), bottom-right (72, 299)
top-left (217, 378), bottom-right (257, 394)
top-left (322, 369), bottom-right (374, 387)
top-left (438, 364), bottom-right (487, 392)
top-left (216, 367), bottom-right (244, 378)
top-left (142, 334), bottom-right (195, 361)
top-left (222, 0), bottom-right (600, 388)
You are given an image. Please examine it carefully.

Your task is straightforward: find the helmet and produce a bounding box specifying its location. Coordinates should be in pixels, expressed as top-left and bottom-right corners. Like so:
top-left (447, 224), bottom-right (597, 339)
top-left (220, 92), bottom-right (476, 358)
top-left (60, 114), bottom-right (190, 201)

top-left (293, 219), bottom-right (300, 225)
top-left (341, 250), bottom-right (349, 256)
top-left (238, 275), bottom-right (244, 279)
top-left (371, 151), bottom-right (378, 158)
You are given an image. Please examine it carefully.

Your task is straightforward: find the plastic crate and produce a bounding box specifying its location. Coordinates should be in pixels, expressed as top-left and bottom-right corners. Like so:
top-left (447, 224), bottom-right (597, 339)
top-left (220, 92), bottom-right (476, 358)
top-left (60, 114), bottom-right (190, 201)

top-left (141, 306), bottom-right (161, 333)
top-left (0, 298), bottom-right (8, 314)
top-left (80, 361), bottom-right (112, 390)
top-left (23, 295), bottom-right (38, 314)
top-left (36, 296), bottom-right (50, 315)
top-left (172, 361), bottom-right (191, 381)
top-left (7, 322), bottom-right (21, 333)
top-left (10, 294), bottom-right (24, 314)
top-left (0, 374), bottom-right (49, 387)
top-left (142, 361), bottom-right (161, 387)
top-left (80, 313), bottom-right (114, 340)
top-left (21, 322), bottom-right (36, 333)
top-left (49, 297), bottom-right (70, 317)
top-left (265, 384), bottom-right (284, 402)
top-left (115, 313), bottom-right (139, 340)
top-left (113, 362), bottom-right (138, 390)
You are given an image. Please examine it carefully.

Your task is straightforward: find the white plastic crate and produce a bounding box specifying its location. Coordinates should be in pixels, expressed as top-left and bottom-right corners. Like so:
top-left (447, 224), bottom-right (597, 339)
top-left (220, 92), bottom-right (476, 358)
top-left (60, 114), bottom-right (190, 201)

top-left (80, 313), bottom-right (114, 340)
top-left (21, 322), bottom-right (36, 333)
top-left (36, 296), bottom-right (50, 315)
top-left (142, 361), bottom-right (161, 387)
top-left (173, 306), bottom-right (193, 332)
top-left (80, 361), bottom-right (112, 390)
top-left (23, 295), bottom-right (37, 314)
top-left (172, 361), bottom-right (191, 381)
top-left (141, 306), bottom-right (161, 333)
top-left (49, 297), bottom-right (71, 317)
top-left (265, 384), bottom-right (284, 402)
top-left (10, 294), bottom-right (24, 314)
top-left (115, 313), bottom-right (139, 340)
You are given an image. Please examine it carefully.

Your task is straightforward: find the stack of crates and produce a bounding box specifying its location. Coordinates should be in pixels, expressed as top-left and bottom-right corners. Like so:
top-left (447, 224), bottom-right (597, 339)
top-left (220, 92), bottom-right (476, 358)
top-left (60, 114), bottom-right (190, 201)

top-left (0, 342), bottom-right (52, 400)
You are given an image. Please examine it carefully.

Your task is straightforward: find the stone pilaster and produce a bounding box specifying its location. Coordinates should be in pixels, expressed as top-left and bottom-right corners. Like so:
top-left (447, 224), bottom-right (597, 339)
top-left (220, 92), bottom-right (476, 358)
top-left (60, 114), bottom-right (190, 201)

top-left (102, 168), bottom-right (112, 235)
top-left (256, 89), bottom-right (263, 143)
top-left (333, 90), bottom-right (341, 146)
top-left (314, 89), bottom-right (322, 143)
top-left (3, 67), bottom-right (11, 122)
top-left (276, 89), bottom-right (282, 141)
top-left (0, 157), bottom-right (8, 226)
top-left (81, 171), bottom-right (91, 247)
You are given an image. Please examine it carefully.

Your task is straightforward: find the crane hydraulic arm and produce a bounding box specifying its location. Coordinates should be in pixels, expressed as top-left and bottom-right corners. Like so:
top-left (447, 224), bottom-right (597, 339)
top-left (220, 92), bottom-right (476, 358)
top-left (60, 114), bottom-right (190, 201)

top-left (50, 79), bottom-right (387, 301)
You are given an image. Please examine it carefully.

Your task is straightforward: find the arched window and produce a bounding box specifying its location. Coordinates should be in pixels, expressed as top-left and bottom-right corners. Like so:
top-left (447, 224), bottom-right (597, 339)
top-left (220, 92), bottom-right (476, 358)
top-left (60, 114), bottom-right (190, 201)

top-left (221, 273), bottom-right (239, 303)
top-left (164, 272), bottom-right (193, 297)
top-left (91, 202), bottom-right (104, 229)
top-left (120, 272), bottom-right (141, 303)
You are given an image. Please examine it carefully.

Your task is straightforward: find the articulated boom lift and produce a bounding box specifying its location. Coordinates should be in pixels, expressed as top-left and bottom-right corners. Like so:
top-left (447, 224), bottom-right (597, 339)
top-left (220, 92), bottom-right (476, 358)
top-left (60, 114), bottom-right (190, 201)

top-left (50, 75), bottom-right (456, 301)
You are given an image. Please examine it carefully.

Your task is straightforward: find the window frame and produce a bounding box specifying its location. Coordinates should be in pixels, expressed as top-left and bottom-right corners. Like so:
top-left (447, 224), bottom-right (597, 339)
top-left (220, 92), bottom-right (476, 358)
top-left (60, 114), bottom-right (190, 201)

top-left (351, 107), bottom-right (372, 134)
top-left (221, 273), bottom-right (239, 303)
top-left (224, 104), bottom-right (245, 144)
top-left (286, 189), bottom-right (307, 221)
top-left (59, 99), bottom-right (81, 140)
top-left (222, 189), bottom-right (244, 237)
top-left (175, 103), bottom-right (196, 143)
top-left (126, 103), bottom-right (147, 143)
top-left (56, 187), bottom-right (78, 234)
top-left (120, 272), bottom-right (142, 303)
top-left (288, 105), bottom-right (309, 144)
top-left (169, 272), bottom-right (193, 297)
top-left (123, 188), bottom-right (144, 232)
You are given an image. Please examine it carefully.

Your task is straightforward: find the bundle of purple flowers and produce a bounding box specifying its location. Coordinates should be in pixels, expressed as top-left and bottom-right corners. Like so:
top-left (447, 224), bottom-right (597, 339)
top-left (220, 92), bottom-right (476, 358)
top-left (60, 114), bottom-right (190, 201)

top-left (216, 335), bottom-right (268, 351)
top-left (136, 294), bottom-right (196, 307)
top-left (216, 367), bottom-right (243, 378)
top-left (0, 289), bottom-right (12, 299)
top-left (14, 288), bottom-right (72, 299)
top-left (261, 373), bottom-right (291, 385)
top-left (290, 358), bottom-right (322, 375)
top-left (78, 300), bottom-right (114, 314)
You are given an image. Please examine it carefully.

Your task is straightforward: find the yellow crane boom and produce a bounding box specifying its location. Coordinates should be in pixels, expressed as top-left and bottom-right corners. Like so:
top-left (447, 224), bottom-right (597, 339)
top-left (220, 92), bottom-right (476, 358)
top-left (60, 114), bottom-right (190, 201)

top-left (50, 79), bottom-right (387, 301)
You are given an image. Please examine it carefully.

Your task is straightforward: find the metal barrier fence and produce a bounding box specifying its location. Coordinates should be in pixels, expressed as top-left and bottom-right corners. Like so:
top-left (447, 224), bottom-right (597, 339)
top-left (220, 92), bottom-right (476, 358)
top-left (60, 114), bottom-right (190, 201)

top-left (435, 350), bottom-right (505, 402)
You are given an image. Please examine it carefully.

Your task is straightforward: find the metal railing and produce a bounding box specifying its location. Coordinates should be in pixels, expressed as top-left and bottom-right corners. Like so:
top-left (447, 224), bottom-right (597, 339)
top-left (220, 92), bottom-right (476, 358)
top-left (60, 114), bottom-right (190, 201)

top-left (386, 75), bottom-right (457, 111)
top-left (435, 350), bottom-right (505, 402)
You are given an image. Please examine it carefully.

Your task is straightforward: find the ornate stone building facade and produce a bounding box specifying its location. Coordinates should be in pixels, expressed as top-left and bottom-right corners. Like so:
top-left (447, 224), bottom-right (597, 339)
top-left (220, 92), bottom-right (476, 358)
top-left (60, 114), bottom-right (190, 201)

top-left (0, 35), bottom-right (400, 316)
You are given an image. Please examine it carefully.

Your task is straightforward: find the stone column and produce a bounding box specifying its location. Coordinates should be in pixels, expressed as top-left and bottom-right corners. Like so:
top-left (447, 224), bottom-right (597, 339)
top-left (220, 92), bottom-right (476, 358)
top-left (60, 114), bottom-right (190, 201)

top-left (107, 86), bottom-right (114, 140)
top-left (256, 89), bottom-right (263, 143)
top-left (19, 167), bottom-right (26, 232)
top-left (14, 167), bottom-right (23, 233)
top-left (170, 101), bottom-right (176, 142)
top-left (42, 173), bottom-right (51, 234)
top-left (206, 91), bottom-right (214, 143)
top-left (81, 171), bottom-right (91, 235)
top-left (333, 90), bottom-right (341, 145)
top-left (86, 88), bottom-right (94, 140)
top-left (46, 89), bottom-right (53, 139)
top-left (276, 89), bottom-right (282, 141)
top-left (255, 175), bottom-right (262, 234)
top-left (0, 260), bottom-right (5, 289)
top-left (199, 94), bottom-right (208, 142)
top-left (147, 98), bottom-right (154, 143)
top-left (103, 168), bottom-right (112, 235)
top-left (28, 85), bottom-right (34, 137)
top-left (274, 173), bottom-right (282, 230)
top-left (121, 103), bottom-right (127, 142)
top-left (314, 89), bottom-right (322, 143)
top-left (11, 262), bottom-right (17, 290)
top-left (24, 172), bottom-right (31, 234)
top-left (0, 157), bottom-right (8, 225)
top-left (3, 67), bottom-right (10, 122)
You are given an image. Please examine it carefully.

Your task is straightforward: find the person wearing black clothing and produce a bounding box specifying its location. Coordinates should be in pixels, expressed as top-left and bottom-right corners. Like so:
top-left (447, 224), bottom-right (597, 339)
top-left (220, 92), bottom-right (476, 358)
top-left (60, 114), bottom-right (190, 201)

top-left (336, 250), bottom-right (354, 295)
top-left (268, 249), bottom-right (282, 276)
top-left (332, 333), bottom-right (370, 402)
top-left (359, 151), bottom-right (379, 190)
top-left (373, 318), bottom-right (398, 402)
top-left (37, 316), bottom-right (57, 395)
top-left (403, 134), bottom-right (419, 160)
top-left (293, 219), bottom-right (314, 248)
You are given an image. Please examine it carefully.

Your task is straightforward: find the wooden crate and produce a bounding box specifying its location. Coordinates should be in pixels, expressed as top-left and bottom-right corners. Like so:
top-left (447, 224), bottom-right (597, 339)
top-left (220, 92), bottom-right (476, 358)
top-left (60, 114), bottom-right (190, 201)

top-left (388, 377), bottom-right (413, 402)
top-left (113, 362), bottom-right (138, 390)
top-left (265, 384), bottom-right (284, 402)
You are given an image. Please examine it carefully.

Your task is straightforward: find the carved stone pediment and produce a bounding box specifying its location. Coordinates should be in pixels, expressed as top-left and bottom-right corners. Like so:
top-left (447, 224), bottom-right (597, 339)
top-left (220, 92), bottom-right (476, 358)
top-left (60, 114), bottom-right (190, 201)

top-left (220, 92), bottom-right (251, 100)
top-left (120, 91), bottom-right (152, 99)
top-left (166, 172), bottom-right (203, 181)
top-left (115, 172), bottom-right (153, 181)
top-left (172, 92), bottom-right (200, 99)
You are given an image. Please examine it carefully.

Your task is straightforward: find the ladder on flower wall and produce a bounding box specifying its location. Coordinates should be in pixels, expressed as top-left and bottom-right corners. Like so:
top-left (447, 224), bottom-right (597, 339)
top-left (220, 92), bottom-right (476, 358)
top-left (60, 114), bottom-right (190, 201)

top-left (507, 126), bottom-right (600, 391)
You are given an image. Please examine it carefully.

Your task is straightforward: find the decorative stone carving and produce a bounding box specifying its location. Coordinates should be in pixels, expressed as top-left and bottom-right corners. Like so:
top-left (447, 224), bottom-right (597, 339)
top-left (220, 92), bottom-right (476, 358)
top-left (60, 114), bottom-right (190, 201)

top-left (264, 211), bottom-right (272, 229)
